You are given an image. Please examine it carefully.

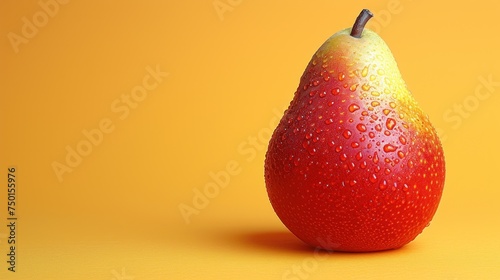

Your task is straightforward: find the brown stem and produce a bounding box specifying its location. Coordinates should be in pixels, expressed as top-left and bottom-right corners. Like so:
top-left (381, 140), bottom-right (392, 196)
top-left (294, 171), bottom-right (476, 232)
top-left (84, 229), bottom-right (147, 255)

top-left (350, 9), bottom-right (373, 38)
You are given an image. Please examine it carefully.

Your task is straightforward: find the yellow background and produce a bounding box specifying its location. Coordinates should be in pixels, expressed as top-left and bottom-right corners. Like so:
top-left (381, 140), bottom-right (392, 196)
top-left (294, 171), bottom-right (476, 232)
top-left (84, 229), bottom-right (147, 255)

top-left (1, 0), bottom-right (500, 279)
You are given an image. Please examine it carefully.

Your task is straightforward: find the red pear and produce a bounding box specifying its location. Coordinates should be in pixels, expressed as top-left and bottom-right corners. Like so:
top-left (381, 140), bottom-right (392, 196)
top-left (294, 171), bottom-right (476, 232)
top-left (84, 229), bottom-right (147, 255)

top-left (264, 9), bottom-right (445, 252)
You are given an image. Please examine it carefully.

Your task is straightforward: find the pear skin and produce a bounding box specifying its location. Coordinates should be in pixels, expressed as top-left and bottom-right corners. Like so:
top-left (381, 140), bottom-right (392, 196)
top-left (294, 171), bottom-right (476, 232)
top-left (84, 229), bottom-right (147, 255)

top-left (264, 9), bottom-right (445, 252)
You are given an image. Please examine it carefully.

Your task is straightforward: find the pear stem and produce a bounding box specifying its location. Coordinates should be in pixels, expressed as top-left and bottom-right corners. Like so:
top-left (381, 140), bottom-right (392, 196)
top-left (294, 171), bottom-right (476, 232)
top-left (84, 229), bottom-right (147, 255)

top-left (350, 9), bottom-right (373, 38)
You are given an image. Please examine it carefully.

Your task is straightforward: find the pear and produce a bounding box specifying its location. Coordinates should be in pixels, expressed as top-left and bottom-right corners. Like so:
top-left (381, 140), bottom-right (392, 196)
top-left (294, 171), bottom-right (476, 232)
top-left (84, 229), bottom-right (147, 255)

top-left (264, 9), bottom-right (445, 252)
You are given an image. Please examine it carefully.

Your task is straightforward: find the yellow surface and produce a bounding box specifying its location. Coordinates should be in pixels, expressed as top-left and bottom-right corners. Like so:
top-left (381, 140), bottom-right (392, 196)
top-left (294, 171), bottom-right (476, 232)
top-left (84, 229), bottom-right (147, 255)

top-left (1, 1), bottom-right (500, 279)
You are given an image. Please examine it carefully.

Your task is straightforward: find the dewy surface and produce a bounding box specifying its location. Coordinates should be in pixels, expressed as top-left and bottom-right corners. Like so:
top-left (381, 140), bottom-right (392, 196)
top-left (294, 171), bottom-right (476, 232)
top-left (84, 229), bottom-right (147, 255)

top-left (265, 27), bottom-right (445, 252)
